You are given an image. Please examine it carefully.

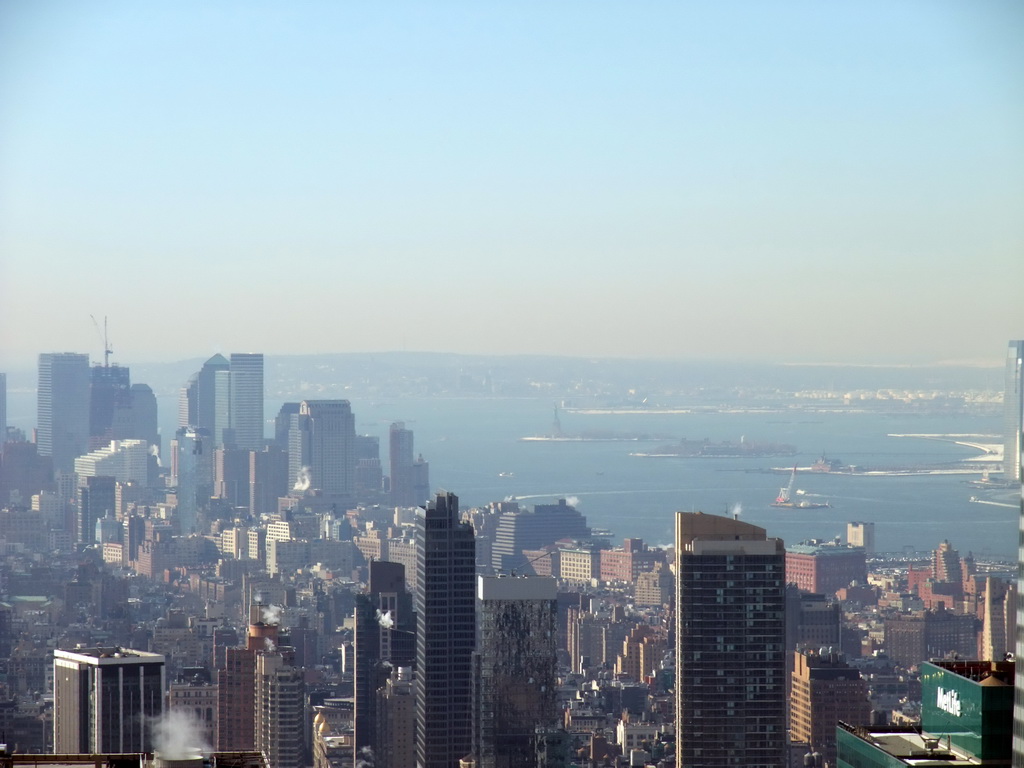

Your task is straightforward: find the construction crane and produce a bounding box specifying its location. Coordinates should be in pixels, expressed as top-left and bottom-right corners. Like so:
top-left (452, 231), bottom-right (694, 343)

top-left (89, 315), bottom-right (113, 367)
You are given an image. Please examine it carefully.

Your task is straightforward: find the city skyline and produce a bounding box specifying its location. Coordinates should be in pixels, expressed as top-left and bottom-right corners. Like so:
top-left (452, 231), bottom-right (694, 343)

top-left (1, 2), bottom-right (1021, 367)
top-left (0, 332), bottom-right (1020, 763)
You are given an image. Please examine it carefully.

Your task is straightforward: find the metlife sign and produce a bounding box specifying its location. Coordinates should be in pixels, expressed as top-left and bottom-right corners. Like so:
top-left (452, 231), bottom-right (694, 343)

top-left (936, 686), bottom-right (962, 717)
top-left (920, 661), bottom-right (1015, 762)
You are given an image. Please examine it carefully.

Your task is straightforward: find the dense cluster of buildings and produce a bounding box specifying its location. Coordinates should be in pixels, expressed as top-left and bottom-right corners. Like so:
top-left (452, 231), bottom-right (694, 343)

top-left (0, 340), bottom-right (1020, 767)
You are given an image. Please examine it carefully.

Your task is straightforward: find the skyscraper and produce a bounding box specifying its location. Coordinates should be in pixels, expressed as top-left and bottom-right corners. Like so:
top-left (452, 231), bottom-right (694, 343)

top-left (179, 372), bottom-right (199, 429)
top-left (176, 426), bottom-right (213, 535)
top-left (473, 575), bottom-right (559, 768)
top-left (77, 475), bottom-right (116, 545)
top-left (675, 511), bottom-right (786, 768)
top-left (354, 561), bottom-right (415, 758)
top-left (415, 492), bottom-right (476, 768)
top-left (274, 402), bottom-right (301, 450)
top-left (37, 352), bottom-right (90, 474)
top-left (230, 353), bottom-right (264, 450)
top-left (389, 422), bottom-right (429, 507)
top-left (256, 651), bottom-right (305, 768)
top-left (216, 606), bottom-right (282, 753)
top-left (53, 647), bottom-right (165, 753)
top-left (289, 400), bottom-right (356, 498)
top-left (195, 353), bottom-right (230, 437)
top-left (250, 447), bottom-right (289, 517)
top-left (490, 499), bottom-right (590, 574)
top-left (89, 363), bottom-right (131, 446)
top-left (1006, 340), bottom-right (1024, 483)
top-left (389, 422), bottom-right (415, 505)
top-left (790, 649), bottom-right (869, 767)
top-left (112, 383), bottom-right (159, 450)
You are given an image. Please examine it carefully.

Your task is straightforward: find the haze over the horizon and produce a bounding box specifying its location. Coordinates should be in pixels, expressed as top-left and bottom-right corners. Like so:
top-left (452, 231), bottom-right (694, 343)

top-left (1, 1), bottom-right (1021, 369)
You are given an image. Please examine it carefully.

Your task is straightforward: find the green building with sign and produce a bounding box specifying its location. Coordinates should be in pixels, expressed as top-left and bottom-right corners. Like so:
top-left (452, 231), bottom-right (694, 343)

top-left (836, 660), bottom-right (1013, 767)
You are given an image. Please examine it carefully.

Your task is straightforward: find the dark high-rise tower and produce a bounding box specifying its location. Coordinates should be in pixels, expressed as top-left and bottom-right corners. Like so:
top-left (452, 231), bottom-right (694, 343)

top-left (473, 575), bottom-right (559, 768)
top-left (1005, 340), bottom-right (1024, 483)
top-left (354, 561), bottom-right (415, 758)
top-left (415, 492), bottom-right (476, 768)
top-left (78, 475), bottom-right (116, 545)
top-left (119, 383), bottom-right (159, 450)
top-left (89, 363), bottom-right (130, 446)
top-left (38, 353), bottom-right (90, 474)
top-left (675, 511), bottom-right (786, 768)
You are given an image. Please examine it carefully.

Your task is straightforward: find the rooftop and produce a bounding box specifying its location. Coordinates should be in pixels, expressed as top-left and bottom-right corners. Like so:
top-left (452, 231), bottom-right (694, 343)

top-left (839, 723), bottom-right (981, 766)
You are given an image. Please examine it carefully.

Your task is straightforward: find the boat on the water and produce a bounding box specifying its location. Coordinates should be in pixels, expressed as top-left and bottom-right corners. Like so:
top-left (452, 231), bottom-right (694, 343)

top-left (771, 467), bottom-right (831, 509)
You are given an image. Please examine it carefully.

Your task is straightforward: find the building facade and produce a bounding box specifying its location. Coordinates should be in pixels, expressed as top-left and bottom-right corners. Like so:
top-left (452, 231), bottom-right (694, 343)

top-left (473, 575), bottom-right (559, 768)
top-left (229, 353), bottom-right (264, 451)
top-left (255, 651), bottom-right (305, 768)
top-left (675, 512), bottom-right (786, 768)
top-left (289, 400), bottom-right (356, 498)
top-left (790, 649), bottom-right (870, 766)
top-left (786, 542), bottom-right (867, 596)
top-left (415, 492), bottom-right (476, 768)
top-left (847, 521), bottom-right (875, 553)
top-left (176, 427), bottom-right (214, 535)
top-left (89, 364), bottom-right (131, 447)
top-left (53, 647), bottom-right (165, 753)
top-left (193, 354), bottom-right (230, 443)
top-left (840, 660), bottom-right (1013, 767)
top-left (354, 561), bottom-right (414, 758)
top-left (38, 352), bottom-right (91, 475)
top-left (389, 422), bottom-right (429, 507)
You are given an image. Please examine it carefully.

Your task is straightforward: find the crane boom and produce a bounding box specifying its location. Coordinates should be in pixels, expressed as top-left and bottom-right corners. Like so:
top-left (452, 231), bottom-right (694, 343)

top-left (89, 314), bottom-right (113, 367)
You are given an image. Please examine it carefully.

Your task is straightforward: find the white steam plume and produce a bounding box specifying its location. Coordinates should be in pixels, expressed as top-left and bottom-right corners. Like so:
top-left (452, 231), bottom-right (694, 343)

top-left (149, 444), bottom-right (162, 467)
top-left (293, 466), bottom-right (311, 492)
top-left (262, 604), bottom-right (282, 625)
top-left (375, 609), bottom-right (394, 629)
top-left (151, 709), bottom-right (210, 759)
top-left (565, 496), bottom-right (581, 508)
top-left (264, 637), bottom-right (276, 652)
top-left (355, 746), bottom-right (375, 768)
top-left (730, 502), bottom-right (743, 519)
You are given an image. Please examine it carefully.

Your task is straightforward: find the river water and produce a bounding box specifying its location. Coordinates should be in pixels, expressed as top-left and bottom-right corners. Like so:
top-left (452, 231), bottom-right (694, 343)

top-left (8, 391), bottom-right (1014, 559)
top-left (344, 398), bottom-right (1014, 559)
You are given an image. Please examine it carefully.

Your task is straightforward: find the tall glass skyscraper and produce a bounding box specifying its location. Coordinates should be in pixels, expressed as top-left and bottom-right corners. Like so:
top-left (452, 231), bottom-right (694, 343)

top-left (37, 352), bottom-right (91, 474)
top-left (230, 353), bottom-right (264, 450)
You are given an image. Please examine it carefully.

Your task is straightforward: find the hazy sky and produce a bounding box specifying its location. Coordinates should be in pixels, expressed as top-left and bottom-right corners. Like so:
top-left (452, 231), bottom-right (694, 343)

top-left (1, 1), bottom-right (1021, 368)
